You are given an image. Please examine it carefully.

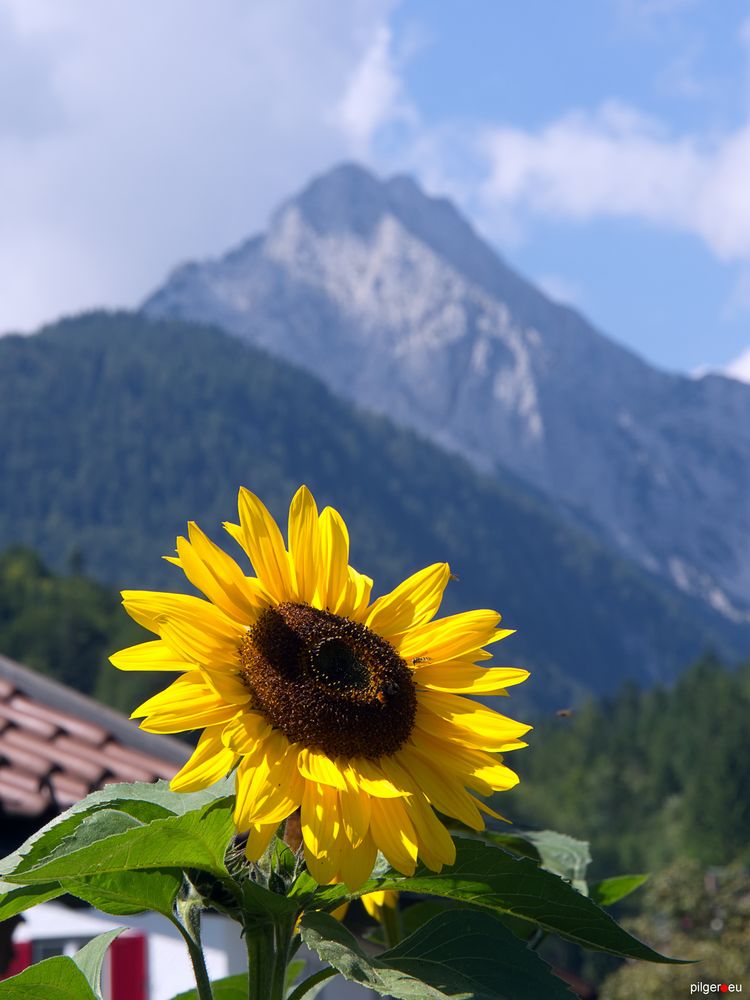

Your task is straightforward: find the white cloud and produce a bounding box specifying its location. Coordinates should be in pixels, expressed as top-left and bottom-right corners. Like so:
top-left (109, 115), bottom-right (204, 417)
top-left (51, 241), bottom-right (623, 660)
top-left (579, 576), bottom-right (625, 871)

top-left (722, 346), bottom-right (750, 383)
top-left (535, 274), bottom-right (583, 307)
top-left (333, 23), bottom-right (416, 156)
top-left (477, 96), bottom-right (750, 263)
top-left (0, 0), bottom-right (399, 332)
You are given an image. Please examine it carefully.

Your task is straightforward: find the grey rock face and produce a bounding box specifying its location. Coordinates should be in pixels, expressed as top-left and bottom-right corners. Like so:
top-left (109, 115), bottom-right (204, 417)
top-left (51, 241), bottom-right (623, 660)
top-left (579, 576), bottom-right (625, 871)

top-left (144, 163), bottom-right (750, 618)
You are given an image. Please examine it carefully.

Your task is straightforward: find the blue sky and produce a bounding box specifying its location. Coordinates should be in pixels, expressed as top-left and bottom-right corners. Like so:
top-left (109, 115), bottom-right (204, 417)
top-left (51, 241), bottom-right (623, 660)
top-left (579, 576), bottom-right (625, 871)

top-left (2, 0), bottom-right (749, 378)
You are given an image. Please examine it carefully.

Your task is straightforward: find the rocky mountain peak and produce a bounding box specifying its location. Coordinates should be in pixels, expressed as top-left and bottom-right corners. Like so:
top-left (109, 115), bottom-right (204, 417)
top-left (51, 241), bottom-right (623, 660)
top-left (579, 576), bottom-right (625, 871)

top-left (143, 163), bottom-right (750, 620)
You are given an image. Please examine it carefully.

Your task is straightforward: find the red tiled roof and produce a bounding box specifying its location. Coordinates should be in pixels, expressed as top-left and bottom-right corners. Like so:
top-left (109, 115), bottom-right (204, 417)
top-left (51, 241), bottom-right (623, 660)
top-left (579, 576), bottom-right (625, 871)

top-left (0, 653), bottom-right (191, 818)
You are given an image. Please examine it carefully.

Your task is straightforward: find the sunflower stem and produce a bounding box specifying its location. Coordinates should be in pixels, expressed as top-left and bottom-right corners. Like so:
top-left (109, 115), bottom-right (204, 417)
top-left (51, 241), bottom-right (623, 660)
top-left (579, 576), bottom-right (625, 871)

top-left (245, 915), bottom-right (296, 1000)
top-left (172, 891), bottom-right (214, 1000)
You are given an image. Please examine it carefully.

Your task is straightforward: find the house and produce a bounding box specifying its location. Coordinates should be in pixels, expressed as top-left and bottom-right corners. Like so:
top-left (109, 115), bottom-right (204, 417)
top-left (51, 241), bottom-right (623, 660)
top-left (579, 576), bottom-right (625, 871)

top-left (0, 653), bottom-right (371, 998)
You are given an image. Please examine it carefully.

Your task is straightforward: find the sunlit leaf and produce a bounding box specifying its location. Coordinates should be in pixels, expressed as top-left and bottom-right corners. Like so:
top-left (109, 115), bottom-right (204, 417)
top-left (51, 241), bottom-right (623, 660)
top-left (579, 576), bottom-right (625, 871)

top-left (590, 874), bottom-right (649, 907)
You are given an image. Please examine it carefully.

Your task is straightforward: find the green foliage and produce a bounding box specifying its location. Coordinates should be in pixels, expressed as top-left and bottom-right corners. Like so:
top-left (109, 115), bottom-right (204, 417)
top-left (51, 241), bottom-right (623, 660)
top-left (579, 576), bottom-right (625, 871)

top-left (299, 838), bottom-right (677, 963)
top-left (169, 976), bottom-right (250, 1000)
top-left (0, 929), bottom-right (124, 999)
top-left (300, 909), bottom-right (574, 999)
top-left (512, 656), bottom-right (750, 872)
top-left (600, 859), bottom-right (750, 999)
top-left (0, 547), bottom-right (148, 709)
top-left (590, 875), bottom-right (649, 907)
top-left (0, 781), bottom-right (681, 999)
top-left (0, 311), bottom-right (747, 710)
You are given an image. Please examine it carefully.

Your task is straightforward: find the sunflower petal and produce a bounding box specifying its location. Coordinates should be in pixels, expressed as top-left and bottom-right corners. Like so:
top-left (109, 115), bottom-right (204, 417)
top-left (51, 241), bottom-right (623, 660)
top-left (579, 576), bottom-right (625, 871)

top-left (366, 563), bottom-right (451, 638)
top-left (404, 792), bottom-right (456, 870)
top-left (288, 486), bottom-right (321, 604)
top-left (243, 822), bottom-right (278, 861)
top-left (222, 712), bottom-right (272, 754)
top-left (131, 671), bottom-right (239, 734)
top-left (301, 781), bottom-right (341, 860)
top-left (237, 732), bottom-right (303, 826)
top-left (109, 640), bottom-right (193, 672)
top-left (396, 746), bottom-right (484, 830)
top-left (415, 664), bottom-right (529, 694)
top-left (346, 759), bottom-right (408, 798)
top-left (396, 610), bottom-right (513, 662)
top-left (236, 488), bottom-right (293, 603)
top-left (369, 797), bottom-right (417, 875)
top-left (171, 523), bottom-right (266, 624)
top-left (346, 567), bottom-right (373, 621)
top-left (418, 692), bottom-right (532, 749)
top-left (339, 771), bottom-right (372, 847)
top-left (317, 507), bottom-right (350, 613)
top-left (170, 726), bottom-right (238, 792)
top-left (338, 833), bottom-right (377, 890)
top-left (298, 748), bottom-right (348, 790)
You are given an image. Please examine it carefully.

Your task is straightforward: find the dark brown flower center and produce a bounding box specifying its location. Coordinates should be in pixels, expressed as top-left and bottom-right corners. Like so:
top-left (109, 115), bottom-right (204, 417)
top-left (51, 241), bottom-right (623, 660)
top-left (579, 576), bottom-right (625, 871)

top-left (238, 602), bottom-right (417, 759)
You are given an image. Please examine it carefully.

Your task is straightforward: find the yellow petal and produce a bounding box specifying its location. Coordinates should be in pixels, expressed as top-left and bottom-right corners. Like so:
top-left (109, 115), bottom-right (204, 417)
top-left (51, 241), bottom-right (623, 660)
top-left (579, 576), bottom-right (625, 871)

top-left (369, 797), bottom-right (417, 876)
top-left (121, 593), bottom-right (242, 673)
top-left (411, 729), bottom-right (519, 794)
top-left (346, 759), bottom-right (408, 798)
top-left (361, 889), bottom-right (398, 920)
top-left (304, 839), bottom-right (341, 885)
top-left (172, 523), bottom-right (266, 624)
top-left (366, 563), bottom-right (450, 638)
top-left (222, 712), bottom-right (272, 754)
top-left (346, 567), bottom-right (373, 621)
top-left (396, 610), bottom-right (513, 662)
top-left (121, 591), bottom-right (240, 643)
top-left (201, 667), bottom-right (253, 707)
top-left (403, 792), bottom-right (456, 870)
top-left (317, 506), bottom-right (350, 613)
top-left (298, 748), bottom-right (348, 790)
top-left (287, 486), bottom-right (321, 604)
top-left (131, 671), bottom-right (239, 734)
top-left (418, 692), bottom-right (531, 749)
top-left (339, 770), bottom-right (372, 847)
top-left (170, 726), bottom-right (238, 792)
top-left (109, 640), bottom-right (193, 672)
top-left (235, 731), bottom-right (303, 826)
top-left (396, 746), bottom-right (484, 830)
top-left (156, 617), bottom-right (238, 668)
top-left (415, 664), bottom-right (529, 694)
top-left (338, 833), bottom-right (377, 891)
top-left (243, 822), bottom-right (278, 861)
top-left (301, 781), bottom-right (341, 860)
top-left (236, 488), bottom-right (293, 603)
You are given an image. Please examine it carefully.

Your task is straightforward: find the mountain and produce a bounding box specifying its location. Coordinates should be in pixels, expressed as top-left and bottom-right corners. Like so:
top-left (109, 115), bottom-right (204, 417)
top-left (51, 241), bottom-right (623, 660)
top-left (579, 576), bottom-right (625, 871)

top-left (144, 162), bottom-right (750, 620)
top-left (1, 312), bottom-right (748, 714)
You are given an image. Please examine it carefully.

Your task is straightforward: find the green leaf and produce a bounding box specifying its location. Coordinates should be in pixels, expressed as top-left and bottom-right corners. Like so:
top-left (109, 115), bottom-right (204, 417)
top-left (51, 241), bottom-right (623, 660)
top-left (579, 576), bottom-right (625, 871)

top-left (0, 881), bottom-right (65, 924)
top-left (284, 958), bottom-right (306, 992)
top-left (479, 832), bottom-right (541, 863)
top-left (7, 798), bottom-right (235, 885)
top-left (590, 874), bottom-right (649, 907)
top-left (0, 956), bottom-right (96, 999)
top-left (300, 908), bottom-right (574, 999)
top-left (515, 830), bottom-right (591, 895)
top-left (304, 838), bottom-right (682, 963)
top-left (73, 928), bottom-right (125, 999)
top-left (76, 775), bottom-right (236, 816)
top-left (168, 974), bottom-right (248, 1000)
top-left (63, 868), bottom-right (183, 917)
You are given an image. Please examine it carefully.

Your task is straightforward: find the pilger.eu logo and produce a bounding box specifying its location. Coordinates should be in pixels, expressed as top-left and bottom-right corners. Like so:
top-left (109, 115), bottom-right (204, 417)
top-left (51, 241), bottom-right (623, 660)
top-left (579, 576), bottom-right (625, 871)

top-left (690, 985), bottom-right (743, 994)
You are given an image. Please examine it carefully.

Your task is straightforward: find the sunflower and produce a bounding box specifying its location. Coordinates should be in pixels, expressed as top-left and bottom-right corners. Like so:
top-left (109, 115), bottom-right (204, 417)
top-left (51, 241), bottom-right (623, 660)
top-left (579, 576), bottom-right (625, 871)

top-left (111, 486), bottom-right (530, 889)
